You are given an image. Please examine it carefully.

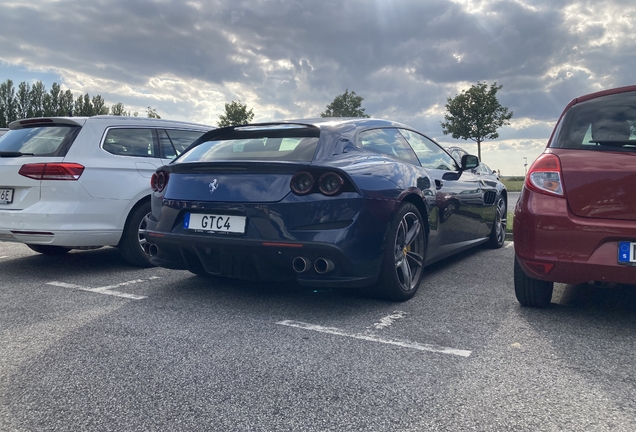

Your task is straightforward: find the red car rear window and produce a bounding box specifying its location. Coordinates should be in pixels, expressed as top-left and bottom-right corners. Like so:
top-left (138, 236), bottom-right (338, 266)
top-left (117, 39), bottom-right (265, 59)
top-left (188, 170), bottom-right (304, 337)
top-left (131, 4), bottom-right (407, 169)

top-left (551, 91), bottom-right (636, 153)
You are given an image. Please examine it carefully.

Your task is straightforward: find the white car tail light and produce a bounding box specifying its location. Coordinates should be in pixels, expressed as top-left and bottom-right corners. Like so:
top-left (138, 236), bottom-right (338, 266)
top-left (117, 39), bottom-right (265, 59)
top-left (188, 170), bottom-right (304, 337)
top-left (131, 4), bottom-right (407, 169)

top-left (18, 163), bottom-right (85, 180)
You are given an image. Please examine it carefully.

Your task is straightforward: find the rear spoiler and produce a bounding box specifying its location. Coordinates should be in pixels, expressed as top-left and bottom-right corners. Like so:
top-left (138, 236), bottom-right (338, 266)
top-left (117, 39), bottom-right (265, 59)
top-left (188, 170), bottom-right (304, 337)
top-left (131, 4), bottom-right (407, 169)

top-left (9, 117), bottom-right (87, 130)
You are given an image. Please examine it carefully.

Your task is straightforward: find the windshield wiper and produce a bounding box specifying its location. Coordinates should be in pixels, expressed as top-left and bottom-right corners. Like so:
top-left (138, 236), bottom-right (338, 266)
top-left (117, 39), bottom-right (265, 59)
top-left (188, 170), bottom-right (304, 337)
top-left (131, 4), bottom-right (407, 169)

top-left (0, 151), bottom-right (35, 157)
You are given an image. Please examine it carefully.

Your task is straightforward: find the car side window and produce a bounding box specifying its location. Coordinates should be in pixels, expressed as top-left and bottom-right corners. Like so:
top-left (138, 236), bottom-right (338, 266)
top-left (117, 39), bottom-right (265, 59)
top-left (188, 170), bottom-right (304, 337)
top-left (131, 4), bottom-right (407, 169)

top-left (159, 129), bottom-right (206, 160)
top-left (357, 128), bottom-right (420, 165)
top-left (103, 128), bottom-right (155, 157)
top-left (398, 129), bottom-right (457, 171)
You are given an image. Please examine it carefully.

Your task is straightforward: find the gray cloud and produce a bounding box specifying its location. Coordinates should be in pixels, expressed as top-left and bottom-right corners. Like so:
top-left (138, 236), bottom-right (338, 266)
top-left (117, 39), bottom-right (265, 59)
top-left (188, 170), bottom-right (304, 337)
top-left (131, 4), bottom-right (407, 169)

top-left (0, 0), bottom-right (634, 156)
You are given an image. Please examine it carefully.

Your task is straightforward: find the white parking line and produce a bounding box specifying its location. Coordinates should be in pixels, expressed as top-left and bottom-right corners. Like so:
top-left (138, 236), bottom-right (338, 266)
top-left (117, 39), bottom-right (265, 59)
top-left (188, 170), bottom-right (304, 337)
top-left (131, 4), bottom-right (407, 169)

top-left (505, 242), bottom-right (514, 249)
top-left (46, 276), bottom-right (160, 300)
top-left (0, 255), bottom-right (7, 259)
top-left (277, 320), bottom-right (471, 357)
top-left (373, 311), bottom-right (407, 330)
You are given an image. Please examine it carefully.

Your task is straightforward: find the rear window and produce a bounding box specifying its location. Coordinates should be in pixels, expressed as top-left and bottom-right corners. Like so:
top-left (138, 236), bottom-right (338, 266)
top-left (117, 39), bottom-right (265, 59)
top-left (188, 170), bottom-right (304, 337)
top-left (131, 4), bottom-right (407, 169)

top-left (159, 129), bottom-right (206, 159)
top-left (551, 91), bottom-right (636, 153)
top-left (177, 136), bottom-right (319, 163)
top-left (0, 125), bottom-right (79, 156)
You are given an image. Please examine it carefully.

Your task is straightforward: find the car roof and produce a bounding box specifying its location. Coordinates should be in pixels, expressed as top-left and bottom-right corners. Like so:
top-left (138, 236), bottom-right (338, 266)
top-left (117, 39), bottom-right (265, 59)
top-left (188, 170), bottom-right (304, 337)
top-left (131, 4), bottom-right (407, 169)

top-left (8, 115), bottom-right (212, 130)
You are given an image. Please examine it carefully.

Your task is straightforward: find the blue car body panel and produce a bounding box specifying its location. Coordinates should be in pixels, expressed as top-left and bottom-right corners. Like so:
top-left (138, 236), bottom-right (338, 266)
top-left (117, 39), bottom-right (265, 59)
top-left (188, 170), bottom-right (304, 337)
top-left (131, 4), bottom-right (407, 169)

top-left (146, 118), bottom-right (506, 288)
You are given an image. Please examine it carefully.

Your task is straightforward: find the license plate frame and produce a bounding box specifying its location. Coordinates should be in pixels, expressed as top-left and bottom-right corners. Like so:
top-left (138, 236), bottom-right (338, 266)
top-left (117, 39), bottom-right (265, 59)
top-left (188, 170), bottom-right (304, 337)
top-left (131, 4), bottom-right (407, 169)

top-left (183, 213), bottom-right (246, 234)
top-left (0, 188), bottom-right (14, 204)
top-left (618, 241), bottom-right (636, 265)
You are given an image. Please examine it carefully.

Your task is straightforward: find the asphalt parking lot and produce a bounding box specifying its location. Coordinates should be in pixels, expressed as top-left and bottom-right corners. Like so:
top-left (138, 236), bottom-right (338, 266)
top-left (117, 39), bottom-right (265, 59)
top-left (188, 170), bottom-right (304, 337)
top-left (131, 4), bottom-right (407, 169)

top-left (1, 241), bottom-right (635, 431)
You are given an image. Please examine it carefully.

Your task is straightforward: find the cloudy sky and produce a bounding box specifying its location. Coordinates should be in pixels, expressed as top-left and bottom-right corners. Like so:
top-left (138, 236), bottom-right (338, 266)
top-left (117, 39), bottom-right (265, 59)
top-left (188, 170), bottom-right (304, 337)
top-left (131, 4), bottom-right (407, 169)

top-left (1, 0), bottom-right (634, 174)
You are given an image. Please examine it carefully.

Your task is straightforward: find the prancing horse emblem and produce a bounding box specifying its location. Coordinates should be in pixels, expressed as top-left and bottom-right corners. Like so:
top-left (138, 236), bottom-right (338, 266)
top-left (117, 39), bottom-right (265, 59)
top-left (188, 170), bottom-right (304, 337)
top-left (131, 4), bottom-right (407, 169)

top-left (209, 179), bottom-right (218, 194)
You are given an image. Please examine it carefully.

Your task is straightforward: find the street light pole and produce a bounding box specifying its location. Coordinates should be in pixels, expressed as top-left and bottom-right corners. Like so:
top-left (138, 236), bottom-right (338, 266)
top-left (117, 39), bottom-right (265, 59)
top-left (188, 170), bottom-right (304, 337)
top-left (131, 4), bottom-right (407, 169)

top-left (524, 157), bottom-right (528, 176)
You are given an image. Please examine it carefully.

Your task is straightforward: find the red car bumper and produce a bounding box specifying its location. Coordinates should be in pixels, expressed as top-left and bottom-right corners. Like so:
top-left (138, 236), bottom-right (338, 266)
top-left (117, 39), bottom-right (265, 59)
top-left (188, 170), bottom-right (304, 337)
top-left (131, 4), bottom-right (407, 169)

top-left (514, 188), bottom-right (636, 285)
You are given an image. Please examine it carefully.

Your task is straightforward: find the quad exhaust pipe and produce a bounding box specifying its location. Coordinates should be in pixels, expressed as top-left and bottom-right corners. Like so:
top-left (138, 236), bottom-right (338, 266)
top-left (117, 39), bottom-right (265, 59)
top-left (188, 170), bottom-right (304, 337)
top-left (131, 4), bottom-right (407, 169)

top-left (293, 257), bottom-right (310, 273)
top-left (314, 258), bottom-right (335, 274)
top-left (293, 257), bottom-right (336, 274)
top-left (148, 244), bottom-right (159, 257)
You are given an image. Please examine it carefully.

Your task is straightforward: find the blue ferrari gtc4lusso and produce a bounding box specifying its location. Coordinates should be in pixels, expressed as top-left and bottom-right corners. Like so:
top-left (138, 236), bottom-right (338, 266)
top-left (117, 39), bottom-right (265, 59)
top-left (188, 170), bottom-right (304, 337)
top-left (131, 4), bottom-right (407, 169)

top-left (145, 118), bottom-right (507, 301)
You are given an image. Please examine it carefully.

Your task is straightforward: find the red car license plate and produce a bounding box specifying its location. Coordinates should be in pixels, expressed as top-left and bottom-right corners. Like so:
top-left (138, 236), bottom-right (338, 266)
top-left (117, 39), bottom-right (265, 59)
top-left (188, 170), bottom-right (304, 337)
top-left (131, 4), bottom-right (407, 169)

top-left (618, 241), bottom-right (636, 264)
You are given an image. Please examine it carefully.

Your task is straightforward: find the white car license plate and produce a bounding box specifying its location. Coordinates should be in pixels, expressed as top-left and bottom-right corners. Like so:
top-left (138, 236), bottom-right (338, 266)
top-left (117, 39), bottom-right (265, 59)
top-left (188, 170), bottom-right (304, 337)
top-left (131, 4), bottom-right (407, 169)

top-left (0, 188), bottom-right (14, 204)
top-left (618, 241), bottom-right (636, 264)
top-left (184, 213), bottom-right (246, 234)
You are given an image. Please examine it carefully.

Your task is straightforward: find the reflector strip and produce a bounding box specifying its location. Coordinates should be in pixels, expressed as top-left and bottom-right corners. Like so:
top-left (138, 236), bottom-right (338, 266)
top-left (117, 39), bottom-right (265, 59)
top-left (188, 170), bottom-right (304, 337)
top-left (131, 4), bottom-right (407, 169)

top-left (262, 242), bottom-right (303, 248)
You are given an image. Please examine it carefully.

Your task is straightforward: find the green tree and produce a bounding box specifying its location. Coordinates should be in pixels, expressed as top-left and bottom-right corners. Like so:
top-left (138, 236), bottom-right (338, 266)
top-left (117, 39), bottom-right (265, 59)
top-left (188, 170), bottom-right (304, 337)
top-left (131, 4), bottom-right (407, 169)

top-left (440, 81), bottom-right (513, 161)
top-left (59, 89), bottom-right (74, 116)
top-left (146, 106), bottom-right (161, 119)
top-left (82, 94), bottom-right (94, 116)
top-left (29, 81), bottom-right (46, 118)
top-left (43, 82), bottom-right (62, 116)
top-left (217, 100), bottom-right (254, 127)
top-left (16, 81), bottom-right (31, 120)
top-left (49, 83), bottom-right (62, 115)
top-left (110, 102), bottom-right (127, 116)
top-left (320, 89), bottom-right (370, 118)
top-left (74, 94), bottom-right (84, 117)
top-left (92, 95), bottom-right (109, 115)
top-left (0, 79), bottom-right (18, 127)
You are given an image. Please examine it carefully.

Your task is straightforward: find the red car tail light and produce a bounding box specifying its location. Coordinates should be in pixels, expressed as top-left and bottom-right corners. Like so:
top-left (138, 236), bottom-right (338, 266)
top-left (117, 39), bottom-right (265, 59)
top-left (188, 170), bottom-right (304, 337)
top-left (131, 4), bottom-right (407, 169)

top-left (525, 153), bottom-right (565, 197)
top-left (151, 170), bottom-right (169, 193)
top-left (19, 163), bottom-right (85, 180)
top-left (318, 172), bottom-right (344, 196)
top-left (290, 171), bottom-right (314, 195)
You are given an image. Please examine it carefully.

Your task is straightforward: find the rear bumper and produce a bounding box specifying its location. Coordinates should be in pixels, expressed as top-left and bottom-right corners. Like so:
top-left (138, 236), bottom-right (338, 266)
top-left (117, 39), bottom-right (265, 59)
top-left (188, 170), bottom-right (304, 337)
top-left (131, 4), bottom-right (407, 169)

top-left (146, 231), bottom-right (380, 288)
top-left (0, 200), bottom-right (127, 247)
top-left (514, 189), bottom-right (636, 285)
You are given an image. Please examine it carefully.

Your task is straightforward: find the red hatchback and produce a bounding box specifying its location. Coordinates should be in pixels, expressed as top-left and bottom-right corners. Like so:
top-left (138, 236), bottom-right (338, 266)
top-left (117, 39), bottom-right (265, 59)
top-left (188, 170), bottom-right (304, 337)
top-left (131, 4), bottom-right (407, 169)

top-left (514, 85), bottom-right (636, 307)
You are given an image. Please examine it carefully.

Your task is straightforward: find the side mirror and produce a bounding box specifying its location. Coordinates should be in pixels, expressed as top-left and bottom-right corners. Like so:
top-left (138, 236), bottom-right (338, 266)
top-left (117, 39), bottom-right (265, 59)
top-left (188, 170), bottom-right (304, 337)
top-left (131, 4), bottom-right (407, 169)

top-left (461, 154), bottom-right (479, 170)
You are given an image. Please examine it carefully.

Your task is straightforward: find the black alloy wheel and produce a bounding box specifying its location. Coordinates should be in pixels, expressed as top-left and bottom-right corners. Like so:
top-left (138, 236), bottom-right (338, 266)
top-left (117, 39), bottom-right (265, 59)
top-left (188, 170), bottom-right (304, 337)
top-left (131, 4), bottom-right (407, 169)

top-left (487, 197), bottom-right (507, 248)
top-left (376, 203), bottom-right (426, 301)
top-left (119, 201), bottom-right (154, 267)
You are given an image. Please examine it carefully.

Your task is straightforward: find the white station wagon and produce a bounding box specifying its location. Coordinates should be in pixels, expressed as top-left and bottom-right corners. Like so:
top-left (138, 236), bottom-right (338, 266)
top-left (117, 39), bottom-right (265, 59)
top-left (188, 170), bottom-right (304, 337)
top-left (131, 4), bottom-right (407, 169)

top-left (0, 116), bottom-right (211, 266)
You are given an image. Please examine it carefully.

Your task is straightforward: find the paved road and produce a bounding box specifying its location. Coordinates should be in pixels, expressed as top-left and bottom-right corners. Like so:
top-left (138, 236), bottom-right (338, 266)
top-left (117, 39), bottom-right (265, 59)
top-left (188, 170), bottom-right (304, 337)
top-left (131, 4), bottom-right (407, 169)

top-left (508, 191), bottom-right (520, 210)
top-left (1, 242), bottom-right (635, 431)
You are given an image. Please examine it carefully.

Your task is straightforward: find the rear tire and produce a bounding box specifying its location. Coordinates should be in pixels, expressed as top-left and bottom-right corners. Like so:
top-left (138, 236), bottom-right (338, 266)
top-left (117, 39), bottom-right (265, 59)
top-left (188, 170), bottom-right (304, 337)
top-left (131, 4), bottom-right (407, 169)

top-left (374, 203), bottom-right (426, 301)
top-left (119, 201), bottom-right (154, 268)
top-left (486, 197), bottom-right (506, 249)
top-left (27, 245), bottom-right (71, 255)
top-left (514, 256), bottom-right (553, 308)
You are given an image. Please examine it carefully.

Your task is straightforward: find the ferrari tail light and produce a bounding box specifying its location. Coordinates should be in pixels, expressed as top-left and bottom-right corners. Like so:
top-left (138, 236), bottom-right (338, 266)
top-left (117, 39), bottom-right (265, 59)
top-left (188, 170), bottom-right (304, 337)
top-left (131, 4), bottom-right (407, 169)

top-left (290, 171), bottom-right (314, 195)
top-left (291, 170), bottom-right (350, 196)
top-left (318, 172), bottom-right (344, 196)
top-left (525, 153), bottom-right (565, 197)
top-left (19, 163), bottom-right (85, 180)
top-left (151, 170), bottom-right (169, 193)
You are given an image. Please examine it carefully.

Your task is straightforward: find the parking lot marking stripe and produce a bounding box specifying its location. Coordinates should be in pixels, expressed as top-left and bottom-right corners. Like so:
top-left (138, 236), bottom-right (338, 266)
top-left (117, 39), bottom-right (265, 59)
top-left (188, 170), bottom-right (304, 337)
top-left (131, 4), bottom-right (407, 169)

top-left (0, 255), bottom-right (7, 259)
top-left (505, 242), bottom-right (514, 249)
top-left (91, 279), bottom-right (148, 292)
top-left (373, 311), bottom-right (407, 329)
top-left (47, 280), bottom-right (148, 300)
top-left (277, 320), bottom-right (471, 357)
